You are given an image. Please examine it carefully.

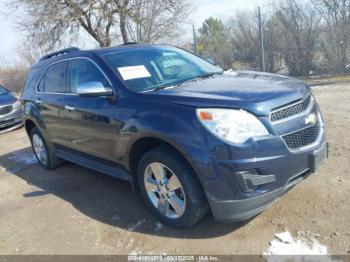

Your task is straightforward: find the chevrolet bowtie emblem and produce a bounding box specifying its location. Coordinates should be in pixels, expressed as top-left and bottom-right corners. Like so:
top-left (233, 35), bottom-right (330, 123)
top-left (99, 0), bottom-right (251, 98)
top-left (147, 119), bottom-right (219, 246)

top-left (305, 113), bottom-right (317, 125)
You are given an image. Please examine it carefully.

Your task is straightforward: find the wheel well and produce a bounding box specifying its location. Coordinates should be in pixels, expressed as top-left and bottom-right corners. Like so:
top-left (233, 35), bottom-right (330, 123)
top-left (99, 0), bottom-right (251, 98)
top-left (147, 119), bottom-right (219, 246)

top-left (24, 120), bottom-right (36, 136)
top-left (129, 137), bottom-right (194, 178)
top-left (128, 137), bottom-right (208, 205)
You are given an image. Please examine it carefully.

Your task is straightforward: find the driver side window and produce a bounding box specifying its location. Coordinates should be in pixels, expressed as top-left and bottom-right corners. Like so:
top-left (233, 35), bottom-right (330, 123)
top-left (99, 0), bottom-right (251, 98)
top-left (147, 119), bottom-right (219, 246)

top-left (70, 59), bottom-right (110, 94)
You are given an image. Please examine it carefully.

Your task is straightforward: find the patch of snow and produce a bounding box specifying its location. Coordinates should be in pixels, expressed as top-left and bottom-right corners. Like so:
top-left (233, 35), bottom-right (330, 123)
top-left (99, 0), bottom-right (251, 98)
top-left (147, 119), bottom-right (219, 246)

top-left (8, 152), bottom-right (37, 165)
top-left (224, 69), bottom-right (238, 76)
top-left (127, 219), bottom-right (146, 231)
top-left (263, 231), bottom-right (328, 257)
top-left (274, 232), bottom-right (294, 243)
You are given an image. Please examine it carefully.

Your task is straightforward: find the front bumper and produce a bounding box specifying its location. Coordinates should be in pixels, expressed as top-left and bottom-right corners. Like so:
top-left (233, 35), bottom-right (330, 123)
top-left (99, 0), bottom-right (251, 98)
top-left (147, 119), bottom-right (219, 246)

top-left (0, 105), bottom-right (23, 132)
top-left (203, 135), bottom-right (328, 222)
top-left (210, 186), bottom-right (285, 222)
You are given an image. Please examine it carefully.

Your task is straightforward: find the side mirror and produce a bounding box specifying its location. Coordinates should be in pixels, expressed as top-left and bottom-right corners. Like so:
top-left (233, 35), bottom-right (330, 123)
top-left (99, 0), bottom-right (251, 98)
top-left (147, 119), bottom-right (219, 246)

top-left (206, 58), bottom-right (215, 64)
top-left (77, 81), bottom-right (114, 97)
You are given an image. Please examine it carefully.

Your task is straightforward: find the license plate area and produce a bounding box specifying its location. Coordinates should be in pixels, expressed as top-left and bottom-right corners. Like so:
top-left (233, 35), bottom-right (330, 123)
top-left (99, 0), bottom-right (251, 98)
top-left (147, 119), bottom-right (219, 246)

top-left (309, 142), bottom-right (328, 172)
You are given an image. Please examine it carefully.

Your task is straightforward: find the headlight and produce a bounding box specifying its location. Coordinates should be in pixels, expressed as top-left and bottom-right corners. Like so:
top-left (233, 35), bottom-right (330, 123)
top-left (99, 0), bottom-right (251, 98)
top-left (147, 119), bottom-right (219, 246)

top-left (13, 100), bottom-right (21, 109)
top-left (196, 108), bottom-right (269, 144)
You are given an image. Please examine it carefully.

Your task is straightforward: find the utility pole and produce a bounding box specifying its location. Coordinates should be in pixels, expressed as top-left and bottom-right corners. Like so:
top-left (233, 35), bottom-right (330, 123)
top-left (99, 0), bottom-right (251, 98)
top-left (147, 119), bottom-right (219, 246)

top-left (258, 7), bottom-right (266, 72)
top-left (192, 25), bottom-right (198, 55)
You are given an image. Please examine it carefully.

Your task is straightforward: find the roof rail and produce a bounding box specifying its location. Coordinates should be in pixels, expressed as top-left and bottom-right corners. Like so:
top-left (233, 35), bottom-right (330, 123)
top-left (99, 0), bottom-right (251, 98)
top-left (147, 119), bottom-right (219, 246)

top-left (119, 42), bottom-right (139, 46)
top-left (39, 47), bottom-right (81, 61)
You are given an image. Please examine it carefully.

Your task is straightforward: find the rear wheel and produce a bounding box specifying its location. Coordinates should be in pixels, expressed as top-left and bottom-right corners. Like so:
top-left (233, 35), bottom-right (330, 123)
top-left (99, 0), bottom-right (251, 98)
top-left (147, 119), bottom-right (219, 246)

top-left (137, 147), bottom-right (208, 228)
top-left (30, 127), bottom-right (62, 170)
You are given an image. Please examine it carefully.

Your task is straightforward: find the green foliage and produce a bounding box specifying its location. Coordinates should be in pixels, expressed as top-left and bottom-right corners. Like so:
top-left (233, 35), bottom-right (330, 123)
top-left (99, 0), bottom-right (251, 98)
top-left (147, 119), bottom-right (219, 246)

top-left (197, 17), bottom-right (234, 69)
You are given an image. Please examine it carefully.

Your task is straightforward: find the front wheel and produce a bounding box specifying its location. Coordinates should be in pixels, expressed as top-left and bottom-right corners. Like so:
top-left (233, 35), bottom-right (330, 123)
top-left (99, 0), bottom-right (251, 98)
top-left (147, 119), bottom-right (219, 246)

top-left (137, 147), bottom-right (208, 228)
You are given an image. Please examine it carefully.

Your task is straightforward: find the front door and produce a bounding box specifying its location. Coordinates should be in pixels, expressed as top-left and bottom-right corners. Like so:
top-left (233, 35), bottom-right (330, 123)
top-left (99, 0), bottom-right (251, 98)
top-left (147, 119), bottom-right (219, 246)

top-left (62, 58), bottom-right (120, 162)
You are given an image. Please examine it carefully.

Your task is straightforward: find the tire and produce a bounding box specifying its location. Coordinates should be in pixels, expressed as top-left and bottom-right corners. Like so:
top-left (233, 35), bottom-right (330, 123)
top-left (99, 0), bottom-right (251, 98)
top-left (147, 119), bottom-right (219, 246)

top-left (137, 146), bottom-right (208, 228)
top-left (29, 127), bottom-right (62, 170)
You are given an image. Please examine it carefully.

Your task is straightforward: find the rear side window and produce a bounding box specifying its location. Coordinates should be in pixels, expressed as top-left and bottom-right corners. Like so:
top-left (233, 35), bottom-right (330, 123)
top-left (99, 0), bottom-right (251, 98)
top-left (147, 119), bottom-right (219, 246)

top-left (70, 59), bottom-right (110, 93)
top-left (23, 67), bottom-right (42, 91)
top-left (43, 61), bottom-right (68, 93)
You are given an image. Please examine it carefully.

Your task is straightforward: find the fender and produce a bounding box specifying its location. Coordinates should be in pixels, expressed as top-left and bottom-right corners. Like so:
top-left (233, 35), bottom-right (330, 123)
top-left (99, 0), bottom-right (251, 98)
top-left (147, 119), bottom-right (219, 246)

top-left (23, 102), bottom-right (56, 152)
top-left (119, 102), bottom-right (214, 181)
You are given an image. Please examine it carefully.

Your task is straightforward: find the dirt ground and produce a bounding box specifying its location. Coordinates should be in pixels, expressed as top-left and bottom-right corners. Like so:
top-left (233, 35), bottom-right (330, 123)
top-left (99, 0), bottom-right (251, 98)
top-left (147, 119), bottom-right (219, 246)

top-left (0, 83), bottom-right (349, 255)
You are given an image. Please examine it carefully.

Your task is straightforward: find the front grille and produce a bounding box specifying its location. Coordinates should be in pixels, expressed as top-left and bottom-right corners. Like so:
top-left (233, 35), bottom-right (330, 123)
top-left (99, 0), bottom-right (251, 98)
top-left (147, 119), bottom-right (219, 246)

top-left (0, 105), bottom-right (12, 116)
top-left (0, 118), bottom-right (15, 126)
top-left (283, 123), bottom-right (320, 149)
top-left (271, 95), bottom-right (311, 122)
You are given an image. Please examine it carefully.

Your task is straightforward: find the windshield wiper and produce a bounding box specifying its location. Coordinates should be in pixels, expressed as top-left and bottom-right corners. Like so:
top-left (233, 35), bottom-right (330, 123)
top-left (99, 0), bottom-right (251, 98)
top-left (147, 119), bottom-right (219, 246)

top-left (143, 84), bottom-right (175, 93)
top-left (143, 72), bottom-right (222, 93)
top-left (198, 72), bottom-right (222, 79)
top-left (176, 72), bottom-right (222, 87)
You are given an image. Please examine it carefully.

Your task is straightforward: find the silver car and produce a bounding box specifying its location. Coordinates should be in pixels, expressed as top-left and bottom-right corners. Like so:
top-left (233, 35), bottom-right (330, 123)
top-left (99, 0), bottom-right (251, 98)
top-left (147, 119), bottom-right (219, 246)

top-left (0, 85), bottom-right (23, 133)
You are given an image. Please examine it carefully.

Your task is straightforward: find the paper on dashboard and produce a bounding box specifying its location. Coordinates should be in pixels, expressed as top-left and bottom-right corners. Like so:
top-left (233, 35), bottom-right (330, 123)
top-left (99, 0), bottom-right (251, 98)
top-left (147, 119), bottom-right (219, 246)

top-left (117, 65), bottom-right (151, 80)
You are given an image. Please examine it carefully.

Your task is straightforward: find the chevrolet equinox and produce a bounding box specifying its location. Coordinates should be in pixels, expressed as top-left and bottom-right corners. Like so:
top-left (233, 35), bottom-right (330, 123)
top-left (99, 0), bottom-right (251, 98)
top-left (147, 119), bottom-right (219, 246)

top-left (21, 44), bottom-right (328, 228)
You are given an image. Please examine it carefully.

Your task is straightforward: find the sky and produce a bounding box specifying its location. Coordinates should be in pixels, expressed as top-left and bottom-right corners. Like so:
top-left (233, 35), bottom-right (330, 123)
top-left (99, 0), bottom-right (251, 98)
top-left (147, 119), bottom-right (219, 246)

top-left (0, 0), bottom-right (268, 62)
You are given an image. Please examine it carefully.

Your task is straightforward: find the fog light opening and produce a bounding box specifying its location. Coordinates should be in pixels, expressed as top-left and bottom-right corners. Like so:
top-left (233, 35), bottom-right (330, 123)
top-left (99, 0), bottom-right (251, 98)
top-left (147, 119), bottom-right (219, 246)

top-left (235, 170), bottom-right (276, 193)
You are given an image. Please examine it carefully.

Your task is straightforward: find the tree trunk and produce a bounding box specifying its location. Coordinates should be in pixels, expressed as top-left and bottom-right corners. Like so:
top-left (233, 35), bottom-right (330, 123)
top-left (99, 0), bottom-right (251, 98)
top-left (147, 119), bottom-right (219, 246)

top-left (120, 14), bottom-right (129, 43)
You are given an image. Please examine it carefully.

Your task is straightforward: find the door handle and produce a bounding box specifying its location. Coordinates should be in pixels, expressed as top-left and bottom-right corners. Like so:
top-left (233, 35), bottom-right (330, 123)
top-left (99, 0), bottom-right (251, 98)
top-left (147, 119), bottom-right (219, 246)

top-left (35, 99), bottom-right (42, 104)
top-left (65, 105), bottom-right (75, 111)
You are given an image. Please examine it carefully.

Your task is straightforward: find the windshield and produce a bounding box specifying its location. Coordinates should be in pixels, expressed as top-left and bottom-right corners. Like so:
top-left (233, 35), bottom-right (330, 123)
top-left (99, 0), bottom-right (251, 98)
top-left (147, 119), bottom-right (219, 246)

top-left (102, 47), bottom-right (223, 92)
top-left (0, 85), bottom-right (8, 95)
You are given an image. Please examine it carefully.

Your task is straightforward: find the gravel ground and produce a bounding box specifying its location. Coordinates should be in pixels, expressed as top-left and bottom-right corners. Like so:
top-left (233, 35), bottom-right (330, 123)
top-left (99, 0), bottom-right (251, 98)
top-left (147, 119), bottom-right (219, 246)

top-left (0, 83), bottom-right (349, 255)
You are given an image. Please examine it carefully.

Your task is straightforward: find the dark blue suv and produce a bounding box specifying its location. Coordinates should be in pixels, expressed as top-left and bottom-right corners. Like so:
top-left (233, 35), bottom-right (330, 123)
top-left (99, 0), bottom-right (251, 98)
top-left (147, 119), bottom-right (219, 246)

top-left (21, 44), bottom-right (328, 228)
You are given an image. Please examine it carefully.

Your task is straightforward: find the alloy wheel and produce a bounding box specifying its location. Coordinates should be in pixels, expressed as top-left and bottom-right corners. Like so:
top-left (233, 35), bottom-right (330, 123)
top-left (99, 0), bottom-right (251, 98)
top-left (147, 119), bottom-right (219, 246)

top-left (144, 162), bottom-right (186, 219)
top-left (32, 134), bottom-right (48, 165)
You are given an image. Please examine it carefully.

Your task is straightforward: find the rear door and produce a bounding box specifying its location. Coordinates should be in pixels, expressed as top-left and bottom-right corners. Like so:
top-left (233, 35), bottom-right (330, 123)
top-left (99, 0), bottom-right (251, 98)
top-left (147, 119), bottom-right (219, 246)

top-left (35, 61), bottom-right (69, 145)
top-left (62, 58), bottom-right (119, 162)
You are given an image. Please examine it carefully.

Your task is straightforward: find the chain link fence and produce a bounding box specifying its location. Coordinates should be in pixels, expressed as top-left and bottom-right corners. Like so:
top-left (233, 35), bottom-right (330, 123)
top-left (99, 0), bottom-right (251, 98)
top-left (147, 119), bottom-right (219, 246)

top-left (195, 1), bottom-right (350, 80)
top-left (256, 12), bottom-right (350, 78)
top-left (245, 7), bottom-right (350, 79)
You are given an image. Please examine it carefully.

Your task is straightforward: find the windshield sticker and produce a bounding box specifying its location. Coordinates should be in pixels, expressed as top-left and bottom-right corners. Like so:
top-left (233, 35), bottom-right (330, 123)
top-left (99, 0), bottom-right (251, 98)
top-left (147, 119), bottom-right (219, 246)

top-left (117, 65), bottom-right (151, 80)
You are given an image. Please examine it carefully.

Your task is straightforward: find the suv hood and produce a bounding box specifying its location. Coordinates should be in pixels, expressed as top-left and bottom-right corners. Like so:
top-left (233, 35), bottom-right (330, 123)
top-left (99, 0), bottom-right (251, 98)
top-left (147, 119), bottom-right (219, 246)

top-left (147, 71), bottom-right (310, 116)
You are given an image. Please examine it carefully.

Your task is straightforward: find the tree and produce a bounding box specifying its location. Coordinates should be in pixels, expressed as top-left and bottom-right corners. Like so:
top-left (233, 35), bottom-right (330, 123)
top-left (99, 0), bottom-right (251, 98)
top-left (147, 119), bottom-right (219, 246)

top-left (229, 12), bottom-right (260, 70)
top-left (276, 0), bottom-right (321, 76)
top-left (311, 0), bottom-right (350, 73)
top-left (126, 0), bottom-right (191, 43)
top-left (262, 13), bottom-right (285, 73)
top-left (8, 0), bottom-right (118, 50)
top-left (198, 17), bottom-right (234, 69)
top-left (7, 0), bottom-right (191, 51)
